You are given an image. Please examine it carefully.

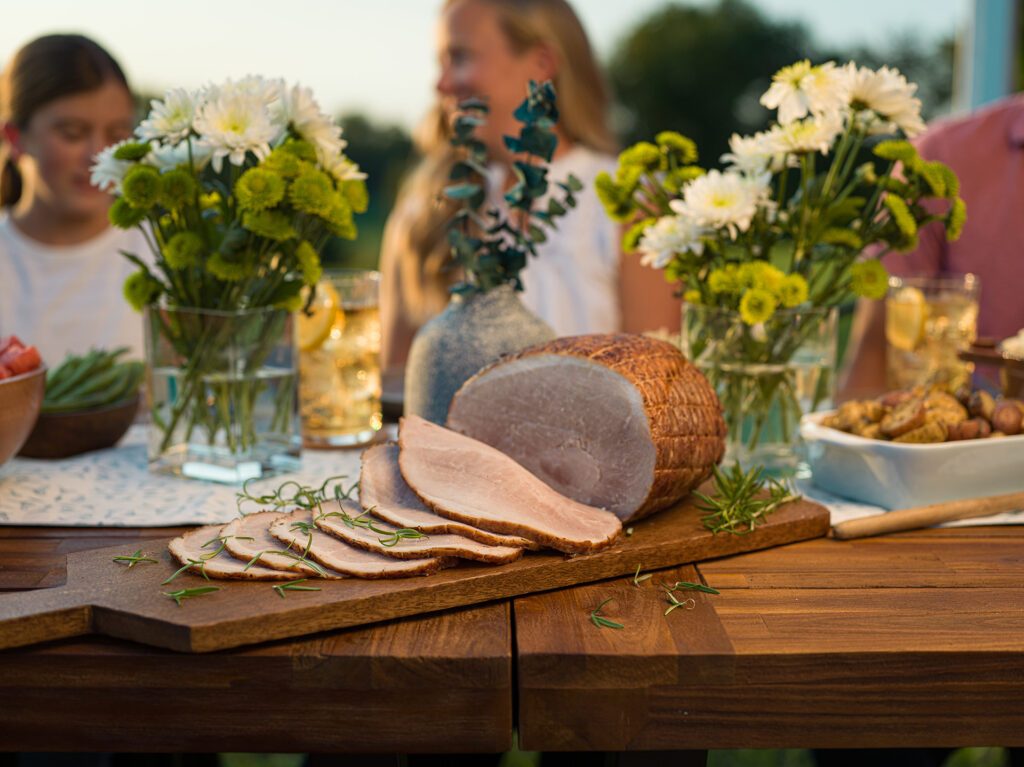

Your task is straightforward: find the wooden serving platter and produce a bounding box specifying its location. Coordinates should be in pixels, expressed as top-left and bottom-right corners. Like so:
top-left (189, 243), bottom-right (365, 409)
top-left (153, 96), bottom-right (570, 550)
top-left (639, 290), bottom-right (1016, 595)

top-left (0, 491), bottom-right (829, 653)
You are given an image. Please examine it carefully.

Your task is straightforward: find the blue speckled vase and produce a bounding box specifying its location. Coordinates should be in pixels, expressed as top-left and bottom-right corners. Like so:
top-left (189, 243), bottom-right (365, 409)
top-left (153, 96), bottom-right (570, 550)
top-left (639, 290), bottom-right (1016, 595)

top-left (404, 285), bottom-right (556, 425)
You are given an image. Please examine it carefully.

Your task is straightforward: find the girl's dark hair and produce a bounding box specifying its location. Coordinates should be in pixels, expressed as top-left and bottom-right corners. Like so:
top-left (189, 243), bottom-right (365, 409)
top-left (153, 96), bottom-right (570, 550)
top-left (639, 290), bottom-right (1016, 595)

top-left (0, 34), bottom-right (130, 207)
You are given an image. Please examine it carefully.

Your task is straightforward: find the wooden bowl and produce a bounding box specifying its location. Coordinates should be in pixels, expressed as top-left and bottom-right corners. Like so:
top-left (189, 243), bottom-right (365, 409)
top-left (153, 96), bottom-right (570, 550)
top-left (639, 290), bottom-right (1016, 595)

top-left (18, 394), bottom-right (140, 459)
top-left (0, 365), bottom-right (47, 468)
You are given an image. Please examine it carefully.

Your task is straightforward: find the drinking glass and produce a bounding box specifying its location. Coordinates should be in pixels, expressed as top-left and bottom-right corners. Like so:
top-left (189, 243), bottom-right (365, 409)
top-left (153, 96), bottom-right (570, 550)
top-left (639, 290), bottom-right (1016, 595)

top-left (885, 274), bottom-right (980, 391)
top-left (298, 269), bottom-right (382, 447)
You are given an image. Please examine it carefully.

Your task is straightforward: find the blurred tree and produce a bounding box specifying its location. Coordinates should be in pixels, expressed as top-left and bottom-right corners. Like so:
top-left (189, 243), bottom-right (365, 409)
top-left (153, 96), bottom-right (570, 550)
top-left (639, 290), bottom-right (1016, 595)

top-left (320, 113), bottom-right (415, 270)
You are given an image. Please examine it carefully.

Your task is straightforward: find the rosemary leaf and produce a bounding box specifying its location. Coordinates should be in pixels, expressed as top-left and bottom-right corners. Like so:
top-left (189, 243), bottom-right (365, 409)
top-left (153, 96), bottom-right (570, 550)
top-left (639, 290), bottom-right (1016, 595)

top-left (588, 597), bottom-right (624, 629)
top-left (113, 549), bottom-right (157, 569)
top-left (632, 564), bottom-right (652, 586)
top-left (696, 464), bottom-right (801, 535)
top-left (662, 581), bottom-right (720, 595)
top-left (163, 586), bottom-right (219, 606)
top-left (272, 578), bottom-right (323, 599)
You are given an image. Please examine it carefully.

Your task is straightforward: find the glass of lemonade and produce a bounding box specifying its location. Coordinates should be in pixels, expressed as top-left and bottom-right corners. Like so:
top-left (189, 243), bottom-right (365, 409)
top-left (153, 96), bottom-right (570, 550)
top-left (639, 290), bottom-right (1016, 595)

top-left (297, 269), bottom-right (382, 447)
top-left (885, 274), bottom-right (980, 391)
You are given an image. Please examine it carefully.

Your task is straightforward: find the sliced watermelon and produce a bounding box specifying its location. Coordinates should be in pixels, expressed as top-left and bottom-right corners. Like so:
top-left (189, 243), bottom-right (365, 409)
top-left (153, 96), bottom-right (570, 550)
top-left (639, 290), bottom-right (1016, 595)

top-left (0, 334), bottom-right (24, 356)
top-left (6, 345), bottom-right (41, 375)
top-left (0, 364), bottom-right (10, 380)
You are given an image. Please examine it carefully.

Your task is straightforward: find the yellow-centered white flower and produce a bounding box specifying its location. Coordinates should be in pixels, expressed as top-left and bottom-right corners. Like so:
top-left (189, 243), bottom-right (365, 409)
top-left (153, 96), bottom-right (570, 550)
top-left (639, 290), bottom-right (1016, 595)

top-left (839, 62), bottom-right (926, 137)
top-left (720, 132), bottom-right (773, 174)
top-left (137, 88), bottom-right (199, 143)
top-left (760, 60), bottom-right (846, 125)
top-left (147, 138), bottom-right (214, 172)
top-left (638, 213), bottom-right (705, 268)
top-left (672, 170), bottom-right (771, 240)
top-left (323, 152), bottom-right (367, 183)
top-left (275, 84), bottom-right (345, 161)
top-left (762, 112), bottom-right (844, 157)
top-left (194, 89), bottom-right (279, 172)
top-left (89, 139), bottom-right (136, 194)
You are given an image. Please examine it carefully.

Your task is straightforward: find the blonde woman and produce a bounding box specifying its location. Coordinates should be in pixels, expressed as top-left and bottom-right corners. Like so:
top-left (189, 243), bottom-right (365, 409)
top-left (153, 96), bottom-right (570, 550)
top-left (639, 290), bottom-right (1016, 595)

top-left (380, 0), bottom-right (680, 370)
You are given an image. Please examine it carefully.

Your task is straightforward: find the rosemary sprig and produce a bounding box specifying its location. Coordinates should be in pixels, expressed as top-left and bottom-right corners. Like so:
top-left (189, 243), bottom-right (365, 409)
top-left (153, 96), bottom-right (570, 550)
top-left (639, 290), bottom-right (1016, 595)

top-left (663, 592), bottom-right (696, 615)
top-left (320, 508), bottom-right (428, 547)
top-left (272, 578), bottom-right (323, 599)
top-left (632, 564), bottom-right (652, 586)
top-left (589, 597), bottom-right (624, 629)
top-left (661, 581), bottom-right (720, 595)
top-left (161, 558), bottom-right (208, 585)
top-left (163, 586), bottom-right (219, 606)
top-left (378, 528), bottom-right (427, 547)
top-left (112, 549), bottom-right (157, 569)
top-left (695, 464), bottom-right (800, 535)
top-left (236, 475), bottom-right (357, 515)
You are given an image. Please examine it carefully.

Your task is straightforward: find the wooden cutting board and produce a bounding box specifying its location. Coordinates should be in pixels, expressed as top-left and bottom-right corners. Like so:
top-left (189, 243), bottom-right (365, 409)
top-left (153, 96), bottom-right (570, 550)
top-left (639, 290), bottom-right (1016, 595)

top-left (0, 491), bottom-right (829, 653)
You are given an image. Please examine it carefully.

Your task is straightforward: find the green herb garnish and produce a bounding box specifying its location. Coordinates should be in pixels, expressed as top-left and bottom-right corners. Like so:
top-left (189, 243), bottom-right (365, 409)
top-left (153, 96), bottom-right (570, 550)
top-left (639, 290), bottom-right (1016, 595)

top-left (161, 558), bottom-right (208, 585)
top-left (112, 549), bottom-right (157, 569)
top-left (589, 597), bottom-right (624, 629)
top-left (662, 581), bottom-right (720, 595)
top-left (236, 475), bottom-right (357, 515)
top-left (163, 586), bottom-right (219, 606)
top-left (632, 564), bottom-right (652, 586)
top-left (272, 578), bottom-right (322, 599)
top-left (695, 464), bottom-right (800, 535)
top-left (663, 592), bottom-right (696, 616)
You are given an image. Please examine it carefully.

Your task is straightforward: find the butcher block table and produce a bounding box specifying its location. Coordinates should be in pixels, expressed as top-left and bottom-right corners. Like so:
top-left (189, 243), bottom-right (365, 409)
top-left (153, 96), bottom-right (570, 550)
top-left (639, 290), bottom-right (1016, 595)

top-left (2, 522), bottom-right (1024, 758)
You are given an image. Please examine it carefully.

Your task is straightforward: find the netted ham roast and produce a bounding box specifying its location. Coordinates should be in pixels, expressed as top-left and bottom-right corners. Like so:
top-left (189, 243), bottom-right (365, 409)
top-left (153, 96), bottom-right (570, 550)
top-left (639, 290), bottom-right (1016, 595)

top-left (446, 333), bottom-right (726, 523)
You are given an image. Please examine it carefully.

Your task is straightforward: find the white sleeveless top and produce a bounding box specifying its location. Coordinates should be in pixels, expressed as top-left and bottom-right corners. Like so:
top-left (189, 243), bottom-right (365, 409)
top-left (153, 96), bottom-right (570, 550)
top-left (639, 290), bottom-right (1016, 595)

top-left (486, 145), bottom-right (622, 336)
top-left (0, 214), bottom-right (154, 364)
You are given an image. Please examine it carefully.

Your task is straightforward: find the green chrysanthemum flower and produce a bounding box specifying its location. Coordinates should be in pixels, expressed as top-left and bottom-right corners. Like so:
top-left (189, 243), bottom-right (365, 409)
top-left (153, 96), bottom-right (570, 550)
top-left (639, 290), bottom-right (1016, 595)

top-left (946, 197), bottom-right (967, 241)
top-left (121, 165), bottom-right (161, 210)
top-left (820, 228), bottom-right (864, 250)
top-left (242, 210), bottom-right (297, 241)
top-left (262, 148), bottom-right (305, 178)
top-left (873, 140), bottom-right (918, 165)
top-left (849, 259), bottom-right (889, 300)
top-left (279, 138), bottom-right (317, 162)
top-left (656, 131), bottom-right (698, 164)
top-left (289, 168), bottom-right (334, 216)
top-left (927, 161), bottom-right (960, 199)
top-left (594, 171), bottom-right (632, 223)
top-left (324, 195), bottom-right (356, 239)
top-left (108, 197), bottom-right (148, 229)
top-left (236, 167), bottom-right (286, 212)
top-left (622, 217), bottom-right (655, 253)
top-left (883, 195), bottom-right (917, 240)
top-left (341, 179), bottom-right (369, 214)
top-left (294, 240), bottom-right (323, 286)
top-left (916, 161), bottom-right (949, 198)
top-left (739, 261), bottom-right (784, 294)
top-left (683, 288), bottom-right (702, 305)
top-left (113, 141), bottom-right (151, 161)
top-left (163, 231), bottom-right (203, 270)
top-left (159, 169), bottom-right (196, 211)
top-left (882, 177), bottom-right (911, 196)
top-left (739, 288), bottom-right (778, 325)
top-left (123, 270), bottom-right (162, 312)
top-left (206, 252), bottom-right (251, 282)
top-left (778, 273), bottom-right (809, 308)
top-left (708, 265), bottom-right (742, 294)
top-left (618, 142), bottom-right (662, 172)
top-left (199, 191), bottom-right (222, 210)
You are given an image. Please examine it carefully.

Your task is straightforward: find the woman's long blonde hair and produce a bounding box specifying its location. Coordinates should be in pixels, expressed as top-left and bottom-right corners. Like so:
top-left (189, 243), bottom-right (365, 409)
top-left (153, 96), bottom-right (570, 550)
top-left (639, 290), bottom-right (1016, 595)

top-left (382, 0), bottom-right (617, 332)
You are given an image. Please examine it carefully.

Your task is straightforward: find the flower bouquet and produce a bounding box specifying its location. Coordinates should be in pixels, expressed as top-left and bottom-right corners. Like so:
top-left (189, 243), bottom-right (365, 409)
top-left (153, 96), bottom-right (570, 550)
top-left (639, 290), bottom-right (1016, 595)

top-left (92, 77), bottom-right (367, 482)
top-left (597, 60), bottom-right (965, 473)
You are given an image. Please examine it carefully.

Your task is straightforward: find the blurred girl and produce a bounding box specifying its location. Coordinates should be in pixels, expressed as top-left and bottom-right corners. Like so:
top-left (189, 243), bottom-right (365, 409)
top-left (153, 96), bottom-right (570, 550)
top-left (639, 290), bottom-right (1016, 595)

top-left (379, 0), bottom-right (679, 369)
top-left (0, 33), bottom-right (149, 362)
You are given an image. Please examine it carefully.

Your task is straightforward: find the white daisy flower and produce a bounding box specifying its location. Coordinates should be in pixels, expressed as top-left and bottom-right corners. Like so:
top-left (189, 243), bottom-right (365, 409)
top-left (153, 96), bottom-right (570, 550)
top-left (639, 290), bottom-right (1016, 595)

top-left (147, 138), bottom-right (214, 172)
top-left (204, 75), bottom-right (283, 107)
top-left (137, 88), bottom-right (199, 143)
top-left (840, 62), bottom-right (926, 137)
top-left (761, 60), bottom-right (845, 125)
top-left (322, 152), bottom-right (367, 183)
top-left (193, 89), bottom-right (280, 173)
top-left (275, 84), bottom-right (345, 159)
top-left (672, 169), bottom-right (771, 239)
top-left (720, 132), bottom-right (772, 175)
top-left (638, 213), bottom-right (705, 268)
top-left (90, 139), bottom-right (135, 194)
top-left (762, 112), bottom-right (845, 156)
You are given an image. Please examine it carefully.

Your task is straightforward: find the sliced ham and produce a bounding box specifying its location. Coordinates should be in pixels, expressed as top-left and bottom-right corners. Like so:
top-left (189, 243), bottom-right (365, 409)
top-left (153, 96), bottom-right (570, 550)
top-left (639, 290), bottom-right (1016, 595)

top-left (315, 497), bottom-right (524, 564)
top-left (398, 415), bottom-right (622, 554)
top-left (168, 524), bottom-right (308, 581)
top-left (269, 509), bottom-right (454, 579)
top-left (221, 512), bottom-right (324, 576)
top-left (359, 443), bottom-right (537, 549)
top-left (446, 333), bottom-right (726, 523)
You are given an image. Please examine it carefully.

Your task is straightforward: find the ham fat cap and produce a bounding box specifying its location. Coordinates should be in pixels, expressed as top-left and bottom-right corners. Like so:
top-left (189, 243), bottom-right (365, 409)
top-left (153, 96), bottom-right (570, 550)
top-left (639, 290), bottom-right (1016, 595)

top-left (398, 415), bottom-right (622, 554)
top-left (446, 333), bottom-right (726, 523)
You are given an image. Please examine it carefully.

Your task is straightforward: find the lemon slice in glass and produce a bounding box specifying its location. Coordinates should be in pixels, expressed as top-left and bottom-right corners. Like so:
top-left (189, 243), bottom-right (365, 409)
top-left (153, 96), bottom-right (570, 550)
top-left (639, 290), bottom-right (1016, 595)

top-left (296, 282), bottom-right (340, 351)
top-left (886, 285), bottom-right (928, 352)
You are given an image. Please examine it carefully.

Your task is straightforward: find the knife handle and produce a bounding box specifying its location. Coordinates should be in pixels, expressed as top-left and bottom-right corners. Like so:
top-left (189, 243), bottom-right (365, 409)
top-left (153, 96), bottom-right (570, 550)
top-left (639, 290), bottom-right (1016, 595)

top-left (831, 490), bottom-right (1024, 540)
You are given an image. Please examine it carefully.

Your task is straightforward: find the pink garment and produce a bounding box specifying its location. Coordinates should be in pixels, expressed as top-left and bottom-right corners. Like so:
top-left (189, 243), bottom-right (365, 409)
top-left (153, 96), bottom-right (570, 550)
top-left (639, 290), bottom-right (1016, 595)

top-left (882, 95), bottom-right (1024, 339)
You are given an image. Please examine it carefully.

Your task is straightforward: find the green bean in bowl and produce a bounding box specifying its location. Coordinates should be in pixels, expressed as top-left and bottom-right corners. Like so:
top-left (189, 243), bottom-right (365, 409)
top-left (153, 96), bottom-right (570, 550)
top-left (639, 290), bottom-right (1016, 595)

top-left (42, 347), bottom-right (144, 414)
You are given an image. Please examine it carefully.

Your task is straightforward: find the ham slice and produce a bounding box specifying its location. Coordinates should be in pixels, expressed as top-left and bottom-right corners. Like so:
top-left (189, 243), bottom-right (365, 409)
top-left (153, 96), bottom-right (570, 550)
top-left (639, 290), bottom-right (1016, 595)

top-left (168, 524), bottom-right (307, 581)
top-left (398, 415), bottom-right (622, 554)
top-left (315, 497), bottom-right (524, 564)
top-left (359, 443), bottom-right (537, 549)
top-left (446, 333), bottom-right (726, 522)
top-left (221, 512), bottom-right (324, 576)
top-left (269, 509), bottom-right (454, 579)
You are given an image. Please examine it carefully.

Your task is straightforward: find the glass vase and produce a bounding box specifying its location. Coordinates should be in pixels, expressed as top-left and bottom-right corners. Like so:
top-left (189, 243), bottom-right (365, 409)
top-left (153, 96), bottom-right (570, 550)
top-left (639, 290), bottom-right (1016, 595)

top-left (681, 303), bottom-right (838, 477)
top-left (144, 305), bottom-right (301, 483)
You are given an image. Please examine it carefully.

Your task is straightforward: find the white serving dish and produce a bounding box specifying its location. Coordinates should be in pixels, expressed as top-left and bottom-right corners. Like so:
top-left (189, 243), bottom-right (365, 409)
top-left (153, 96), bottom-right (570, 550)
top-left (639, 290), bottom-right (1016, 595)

top-left (799, 410), bottom-right (1024, 510)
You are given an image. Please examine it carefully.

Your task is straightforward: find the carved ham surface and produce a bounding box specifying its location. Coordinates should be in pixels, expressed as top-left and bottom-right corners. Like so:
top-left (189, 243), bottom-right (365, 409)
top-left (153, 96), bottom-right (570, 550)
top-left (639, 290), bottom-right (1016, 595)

top-left (221, 511), bottom-right (323, 576)
top-left (359, 443), bottom-right (537, 549)
top-left (168, 524), bottom-right (306, 581)
top-left (315, 497), bottom-right (524, 564)
top-left (269, 509), bottom-right (454, 579)
top-left (446, 333), bottom-right (726, 523)
top-left (398, 415), bottom-right (622, 554)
